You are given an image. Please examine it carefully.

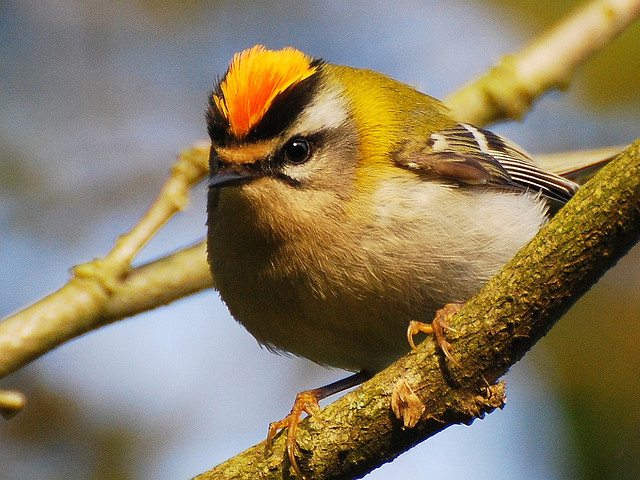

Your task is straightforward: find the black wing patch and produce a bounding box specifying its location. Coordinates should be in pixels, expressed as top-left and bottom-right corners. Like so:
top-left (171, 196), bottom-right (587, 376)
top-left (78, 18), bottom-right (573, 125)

top-left (395, 123), bottom-right (579, 205)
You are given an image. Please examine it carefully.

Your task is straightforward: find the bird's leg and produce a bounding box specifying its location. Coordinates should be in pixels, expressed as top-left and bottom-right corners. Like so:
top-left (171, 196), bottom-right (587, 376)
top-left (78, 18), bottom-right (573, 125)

top-left (266, 371), bottom-right (370, 477)
top-left (407, 302), bottom-right (463, 367)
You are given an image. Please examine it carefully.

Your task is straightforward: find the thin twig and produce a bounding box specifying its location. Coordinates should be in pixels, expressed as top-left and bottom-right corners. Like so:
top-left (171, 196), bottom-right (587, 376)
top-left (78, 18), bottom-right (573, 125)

top-left (446, 0), bottom-right (640, 124)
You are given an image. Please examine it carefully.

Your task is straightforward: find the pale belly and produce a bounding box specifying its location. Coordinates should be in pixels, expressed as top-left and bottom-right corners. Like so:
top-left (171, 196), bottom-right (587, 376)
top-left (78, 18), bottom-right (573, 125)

top-left (208, 183), bottom-right (549, 373)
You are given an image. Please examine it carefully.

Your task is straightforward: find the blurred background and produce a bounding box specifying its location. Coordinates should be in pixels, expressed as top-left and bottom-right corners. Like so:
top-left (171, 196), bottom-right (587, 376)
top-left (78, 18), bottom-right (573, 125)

top-left (1, 1), bottom-right (639, 479)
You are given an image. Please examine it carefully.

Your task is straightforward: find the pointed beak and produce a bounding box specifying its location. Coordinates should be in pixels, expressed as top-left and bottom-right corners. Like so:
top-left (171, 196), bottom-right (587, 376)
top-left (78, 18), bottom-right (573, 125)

top-left (207, 165), bottom-right (259, 188)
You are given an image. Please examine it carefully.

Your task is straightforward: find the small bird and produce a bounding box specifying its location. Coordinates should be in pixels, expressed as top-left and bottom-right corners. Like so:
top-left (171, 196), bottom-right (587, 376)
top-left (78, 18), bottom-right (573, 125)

top-left (206, 45), bottom-right (601, 475)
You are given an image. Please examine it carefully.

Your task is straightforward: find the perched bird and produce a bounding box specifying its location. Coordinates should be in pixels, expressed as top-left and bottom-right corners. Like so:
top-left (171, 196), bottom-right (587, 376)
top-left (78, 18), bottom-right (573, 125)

top-left (205, 45), bottom-right (599, 475)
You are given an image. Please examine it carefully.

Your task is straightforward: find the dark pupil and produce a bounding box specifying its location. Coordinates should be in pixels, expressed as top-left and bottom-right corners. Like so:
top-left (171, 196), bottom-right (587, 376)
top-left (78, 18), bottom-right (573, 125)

top-left (285, 139), bottom-right (309, 164)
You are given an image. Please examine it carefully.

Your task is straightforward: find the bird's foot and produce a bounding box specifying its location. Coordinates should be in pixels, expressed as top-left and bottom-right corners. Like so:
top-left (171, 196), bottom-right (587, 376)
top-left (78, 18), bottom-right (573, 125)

top-left (407, 302), bottom-right (463, 366)
top-left (266, 390), bottom-right (320, 478)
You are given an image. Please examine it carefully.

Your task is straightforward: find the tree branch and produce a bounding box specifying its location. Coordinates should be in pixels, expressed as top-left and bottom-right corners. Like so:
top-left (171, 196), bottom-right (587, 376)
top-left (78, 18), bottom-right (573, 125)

top-left (0, 145), bottom-right (210, 380)
top-left (193, 140), bottom-right (640, 479)
top-left (445, 0), bottom-right (640, 124)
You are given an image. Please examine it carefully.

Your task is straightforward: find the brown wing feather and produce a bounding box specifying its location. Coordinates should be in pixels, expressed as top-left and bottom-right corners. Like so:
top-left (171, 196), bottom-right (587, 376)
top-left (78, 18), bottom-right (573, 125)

top-left (394, 123), bottom-right (579, 205)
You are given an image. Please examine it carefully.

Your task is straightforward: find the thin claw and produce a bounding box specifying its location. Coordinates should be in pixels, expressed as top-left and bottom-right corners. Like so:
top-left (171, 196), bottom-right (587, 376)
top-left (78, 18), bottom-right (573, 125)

top-left (430, 316), bottom-right (451, 359)
top-left (263, 372), bottom-right (368, 478)
top-left (265, 421), bottom-right (279, 454)
top-left (265, 391), bottom-right (320, 478)
top-left (406, 303), bottom-right (464, 367)
top-left (407, 320), bottom-right (433, 351)
top-left (407, 321), bottom-right (417, 351)
top-left (286, 421), bottom-right (303, 477)
top-left (432, 303), bottom-right (464, 367)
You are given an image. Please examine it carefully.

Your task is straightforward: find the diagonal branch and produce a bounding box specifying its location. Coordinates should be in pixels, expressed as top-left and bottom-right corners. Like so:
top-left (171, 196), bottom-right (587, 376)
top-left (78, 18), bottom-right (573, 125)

top-left (193, 141), bottom-right (640, 479)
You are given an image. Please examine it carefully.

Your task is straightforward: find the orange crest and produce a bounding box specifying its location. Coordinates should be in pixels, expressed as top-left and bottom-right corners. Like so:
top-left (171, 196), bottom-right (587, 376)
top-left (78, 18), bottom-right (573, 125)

top-left (213, 45), bottom-right (317, 138)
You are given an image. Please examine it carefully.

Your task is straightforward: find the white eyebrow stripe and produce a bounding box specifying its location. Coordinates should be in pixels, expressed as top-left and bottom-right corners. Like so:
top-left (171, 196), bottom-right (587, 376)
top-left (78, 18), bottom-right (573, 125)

top-left (291, 84), bottom-right (348, 134)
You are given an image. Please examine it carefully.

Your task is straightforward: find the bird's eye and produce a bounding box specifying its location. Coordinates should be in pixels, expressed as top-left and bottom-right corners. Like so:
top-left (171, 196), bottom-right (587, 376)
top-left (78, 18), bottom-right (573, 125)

top-left (283, 138), bottom-right (311, 165)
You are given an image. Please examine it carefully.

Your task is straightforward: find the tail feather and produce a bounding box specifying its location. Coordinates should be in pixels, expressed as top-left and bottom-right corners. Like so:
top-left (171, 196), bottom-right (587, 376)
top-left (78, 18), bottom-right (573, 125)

top-left (534, 146), bottom-right (624, 185)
